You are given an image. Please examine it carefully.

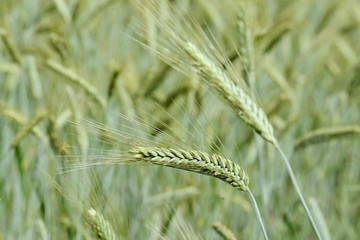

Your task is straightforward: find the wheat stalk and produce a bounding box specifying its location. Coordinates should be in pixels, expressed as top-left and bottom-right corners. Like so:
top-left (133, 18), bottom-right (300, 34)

top-left (308, 197), bottom-right (331, 240)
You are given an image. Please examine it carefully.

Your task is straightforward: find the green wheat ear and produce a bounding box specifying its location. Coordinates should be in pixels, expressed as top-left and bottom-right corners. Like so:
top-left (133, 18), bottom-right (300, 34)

top-left (86, 208), bottom-right (117, 240)
top-left (129, 146), bottom-right (268, 240)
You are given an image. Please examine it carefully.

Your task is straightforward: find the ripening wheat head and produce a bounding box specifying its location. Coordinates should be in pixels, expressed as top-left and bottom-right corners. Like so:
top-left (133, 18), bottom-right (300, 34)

top-left (133, 0), bottom-right (277, 144)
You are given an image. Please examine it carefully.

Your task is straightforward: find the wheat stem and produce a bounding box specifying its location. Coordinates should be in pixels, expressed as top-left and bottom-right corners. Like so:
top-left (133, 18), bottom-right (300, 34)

top-left (275, 145), bottom-right (322, 240)
top-left (248, 190), bottom-right (268, 240)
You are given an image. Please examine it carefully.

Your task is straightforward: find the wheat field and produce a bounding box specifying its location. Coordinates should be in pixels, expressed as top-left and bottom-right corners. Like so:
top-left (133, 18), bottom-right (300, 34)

top-left (1, 0), bottom-right (360, 239)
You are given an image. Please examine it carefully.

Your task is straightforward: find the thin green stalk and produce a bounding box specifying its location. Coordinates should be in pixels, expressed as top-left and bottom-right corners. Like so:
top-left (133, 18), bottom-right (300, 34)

top-left (248, 190), bottom-right (268, 240)
top-left (253, 132), bottom-right (266, 209)
top-left (275, 145), bottom-right (322, 240)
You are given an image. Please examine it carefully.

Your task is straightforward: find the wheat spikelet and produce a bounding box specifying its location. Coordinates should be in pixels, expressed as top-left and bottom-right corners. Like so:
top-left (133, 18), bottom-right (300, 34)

top-left (294, 125), bottom-right (360, 150)
top-left (184, 42), bottom-right (276, 144)
top-left (86, 208), bottom-right (117, 240)
top-left (46, 59), bottom-right (106, 108)
top-left (211, 222), bottom-right (237, 240)
top-left (130, 146), bottom-right (249, 192)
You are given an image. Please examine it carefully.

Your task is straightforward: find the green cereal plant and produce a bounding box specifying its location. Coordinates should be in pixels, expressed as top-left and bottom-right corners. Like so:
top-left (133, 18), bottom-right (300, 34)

top-left (134, 1), bottom-right (322, 238)
top-left (66, 118), bottom-right (269, 240)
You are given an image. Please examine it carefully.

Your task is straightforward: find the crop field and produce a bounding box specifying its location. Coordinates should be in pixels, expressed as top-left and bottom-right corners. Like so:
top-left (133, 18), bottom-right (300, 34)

top-left (1, 0), bottom-right (360, 239)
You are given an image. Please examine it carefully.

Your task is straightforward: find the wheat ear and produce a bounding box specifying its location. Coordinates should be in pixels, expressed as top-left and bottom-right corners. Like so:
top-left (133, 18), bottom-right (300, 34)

top-left (1, 106), bottom-right (48, 145)
top-left (131, 146), bottom-right (249, 191)
top-left (294, 126), bottom-right (360, 150)
top-left (46, 59), bottom-right (106, 108)
top-left (184, 42), bottom-right (276, 145)
top-left (10, 109), bottom-right (47, 149)
top-left (86, 208), bottom-right (117, 240)
top-left (137, 2), bottom-right (320, 238)
top-left (130, 146), bottom-right (268, 240)
top-left (0, 29), bottom-right (22, 65)
top-left (211, 222), bottom-right (237, 240)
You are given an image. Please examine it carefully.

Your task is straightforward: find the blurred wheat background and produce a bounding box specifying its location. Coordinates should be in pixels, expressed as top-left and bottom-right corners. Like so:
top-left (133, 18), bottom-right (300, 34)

top-left (1, 0), bottom-right (360, 239)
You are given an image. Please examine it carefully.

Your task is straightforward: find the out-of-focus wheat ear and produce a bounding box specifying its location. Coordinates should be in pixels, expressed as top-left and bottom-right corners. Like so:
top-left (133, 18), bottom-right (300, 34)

top-left (86, 208), bottom-right (117, 240)
top-left (53, 0), bottom-right (72, 24)
top-left (263, 59), bottom-right (297, 107)
top-left (294, 126), bottom-right (360, 150)
top-left (1, 106), bottom-right (48, 145)
top-left (10, 109), bottom-right (47, 149)
top-left (47, 114), bottom-right (68, 155)
top-left (211, 222), bottom-right (237, 240)
top-left (237, 3), bottom-right (255, 86)
top-left (0, 28), bottom-right (22, 65)
top-left (48, 33), bottom-right (68, 62)
top-left (148, 186), bottom-right (199, 206)
top-left (184, 42), bottom-right (277, 145)
top-left (46, 59), bottom-right (106, 108)
top-left (27, 56), bottom-right (43, 100)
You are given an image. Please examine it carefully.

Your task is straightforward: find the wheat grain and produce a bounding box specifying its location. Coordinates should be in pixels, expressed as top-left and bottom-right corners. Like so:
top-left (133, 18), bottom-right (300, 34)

top-left (130, 146), bottom-right (249, 192)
